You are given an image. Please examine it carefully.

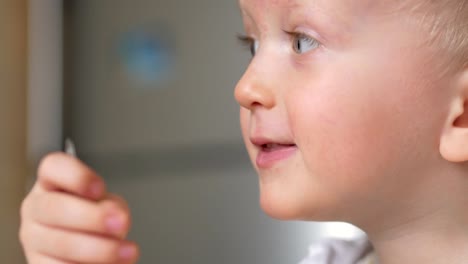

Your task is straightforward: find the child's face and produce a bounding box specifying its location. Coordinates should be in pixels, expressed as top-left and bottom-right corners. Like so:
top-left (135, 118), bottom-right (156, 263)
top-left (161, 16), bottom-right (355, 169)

top-left (235, 0), bottom-right (453, 223)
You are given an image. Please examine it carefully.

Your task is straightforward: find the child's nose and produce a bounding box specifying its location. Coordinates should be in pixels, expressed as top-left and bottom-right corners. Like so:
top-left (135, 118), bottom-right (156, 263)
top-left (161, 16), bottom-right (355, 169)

top-left (234, 64), bottom-right (276, 111)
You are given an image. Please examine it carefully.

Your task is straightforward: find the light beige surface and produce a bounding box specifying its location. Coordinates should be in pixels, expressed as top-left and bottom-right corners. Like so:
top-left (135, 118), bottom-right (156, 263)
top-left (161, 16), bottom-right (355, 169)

top-left (0, 0), bottom-right (28, 263)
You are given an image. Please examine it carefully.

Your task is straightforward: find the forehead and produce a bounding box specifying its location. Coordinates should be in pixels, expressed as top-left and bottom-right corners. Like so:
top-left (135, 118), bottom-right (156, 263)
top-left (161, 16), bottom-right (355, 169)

top-left (239, 0), bottom-right (370, 13)
top-left (238, 0), bottom-right (413, 19)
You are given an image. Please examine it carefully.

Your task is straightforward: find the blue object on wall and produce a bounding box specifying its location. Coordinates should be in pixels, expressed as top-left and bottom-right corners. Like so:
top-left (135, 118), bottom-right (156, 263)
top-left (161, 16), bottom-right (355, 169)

top-left (118, 26), bottom-right (174, 87)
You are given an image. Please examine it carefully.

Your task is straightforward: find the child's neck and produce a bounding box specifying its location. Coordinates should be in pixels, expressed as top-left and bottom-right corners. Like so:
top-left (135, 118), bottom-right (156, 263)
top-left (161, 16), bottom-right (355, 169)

top-left (368, 203), bottom-right (468, 264)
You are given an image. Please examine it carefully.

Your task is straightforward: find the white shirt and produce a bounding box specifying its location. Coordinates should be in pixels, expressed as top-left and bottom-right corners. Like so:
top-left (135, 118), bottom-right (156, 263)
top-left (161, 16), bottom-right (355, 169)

top-left (298, 237), bottom-right (378, 264)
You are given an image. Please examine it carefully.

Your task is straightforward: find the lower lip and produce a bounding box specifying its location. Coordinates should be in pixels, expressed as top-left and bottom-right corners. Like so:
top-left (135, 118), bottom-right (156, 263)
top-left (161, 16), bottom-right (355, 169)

top-left (256, 145), bottom-right (297, 169)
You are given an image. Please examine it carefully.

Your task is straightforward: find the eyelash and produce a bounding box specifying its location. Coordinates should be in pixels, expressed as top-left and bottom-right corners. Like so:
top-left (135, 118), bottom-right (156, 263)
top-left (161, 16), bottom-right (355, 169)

top-left (237, 34), bottom-right (257, 56)
top-left (237, 31), bottom-right (320, 56)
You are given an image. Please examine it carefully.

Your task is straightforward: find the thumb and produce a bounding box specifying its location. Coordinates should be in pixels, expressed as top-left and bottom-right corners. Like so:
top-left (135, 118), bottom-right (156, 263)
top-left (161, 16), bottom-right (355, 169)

top-left (36, 152), bottom-right (106, 200)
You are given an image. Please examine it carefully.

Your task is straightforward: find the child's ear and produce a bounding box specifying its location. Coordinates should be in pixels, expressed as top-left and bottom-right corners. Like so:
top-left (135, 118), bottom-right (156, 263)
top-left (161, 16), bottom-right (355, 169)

top-left (440, 70), bottom-right (468, 162)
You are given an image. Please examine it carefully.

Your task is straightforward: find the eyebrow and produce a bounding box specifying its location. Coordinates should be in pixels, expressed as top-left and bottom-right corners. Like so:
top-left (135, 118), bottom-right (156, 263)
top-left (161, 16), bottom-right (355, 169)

top-left (284, 0), bottom-right (309, 9)
top-left (238, 0), bottom-right (249, 15)
top-left (237, 0), bottom-right (256, 34)
top-left (290, 1), bottom-right (356, 46)
top-left (238, 0), bottom-right (254, 21)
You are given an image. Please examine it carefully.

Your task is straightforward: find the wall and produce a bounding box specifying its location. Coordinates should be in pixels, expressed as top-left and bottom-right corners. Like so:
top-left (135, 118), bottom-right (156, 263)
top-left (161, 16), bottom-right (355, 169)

top-left (0, 0), bottom-right (28, 263)
top-left (64, 0), bottom-right (247, 154)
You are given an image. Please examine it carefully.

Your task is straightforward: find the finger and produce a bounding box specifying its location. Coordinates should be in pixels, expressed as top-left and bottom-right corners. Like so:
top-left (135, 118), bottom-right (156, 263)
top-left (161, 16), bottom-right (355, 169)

top-left (31, 192), bottom-right (130, 239)
top-left (25, 252), bottom-right (78, 264)
top-left (101, 194), bottom-right (132, 238)
top-left (36, 152), bottom-right (106, 200)
top-left (105, 193), bottom-right (130, 212)
top-left (30, 223), bottom-right (139, 264)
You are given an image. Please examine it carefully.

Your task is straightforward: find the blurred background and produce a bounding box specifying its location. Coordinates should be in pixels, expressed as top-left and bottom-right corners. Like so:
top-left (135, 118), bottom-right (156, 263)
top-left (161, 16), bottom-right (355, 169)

top-left (1, 0), bottom-right (363, 263)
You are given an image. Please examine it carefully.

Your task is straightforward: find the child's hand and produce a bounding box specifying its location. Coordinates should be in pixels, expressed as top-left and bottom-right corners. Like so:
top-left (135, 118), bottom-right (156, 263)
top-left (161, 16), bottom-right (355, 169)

top-left (19, 152), bottom-right (140, 264)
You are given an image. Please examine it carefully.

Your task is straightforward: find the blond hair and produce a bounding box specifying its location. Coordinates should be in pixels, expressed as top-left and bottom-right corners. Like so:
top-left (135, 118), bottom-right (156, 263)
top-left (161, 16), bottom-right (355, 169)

top-left (413, 0), bottom-right (468, 69)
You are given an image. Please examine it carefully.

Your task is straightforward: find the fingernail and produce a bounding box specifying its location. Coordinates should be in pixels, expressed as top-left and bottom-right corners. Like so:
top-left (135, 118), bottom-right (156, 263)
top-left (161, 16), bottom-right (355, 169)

top-left (106, 213), bottom-right (125, 233)
top-left (119, 244), bottom-right (136, 259)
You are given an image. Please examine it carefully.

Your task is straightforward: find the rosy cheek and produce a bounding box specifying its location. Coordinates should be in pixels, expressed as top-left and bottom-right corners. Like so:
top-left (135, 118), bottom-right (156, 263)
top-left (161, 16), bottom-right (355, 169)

top-left (289, 70), bottom-right (404, 188)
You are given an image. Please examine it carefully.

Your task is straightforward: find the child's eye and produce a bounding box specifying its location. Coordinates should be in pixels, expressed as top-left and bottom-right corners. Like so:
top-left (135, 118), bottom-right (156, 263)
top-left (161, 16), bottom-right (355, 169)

top-left (237, 34), bottom-right (259, 57)
top-left (292, 33), bottom-right (320, 54)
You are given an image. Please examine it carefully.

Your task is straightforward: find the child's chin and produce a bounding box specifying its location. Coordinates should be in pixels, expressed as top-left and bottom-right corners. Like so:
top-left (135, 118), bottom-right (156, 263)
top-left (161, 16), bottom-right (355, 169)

top-left (259, 191), bottom-right (304, 220)
top-left (259, 189), bottom-right (336, 222)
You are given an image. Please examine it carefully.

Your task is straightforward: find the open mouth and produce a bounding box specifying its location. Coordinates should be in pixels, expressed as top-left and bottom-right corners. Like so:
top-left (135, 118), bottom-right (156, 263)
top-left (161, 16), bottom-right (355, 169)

top-left (254, 141), bottom-right (297, 168)
top-left (261, 143), bottom-right (297, 152)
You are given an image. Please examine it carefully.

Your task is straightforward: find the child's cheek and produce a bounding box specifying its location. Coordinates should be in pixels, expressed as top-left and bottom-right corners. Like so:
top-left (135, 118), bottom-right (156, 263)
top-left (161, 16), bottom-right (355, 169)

top-left (289, 58), bottom-right (422, 198)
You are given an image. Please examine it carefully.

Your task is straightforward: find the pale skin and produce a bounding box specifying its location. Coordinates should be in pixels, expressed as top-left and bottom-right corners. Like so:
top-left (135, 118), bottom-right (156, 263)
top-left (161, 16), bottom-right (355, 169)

top-left (19, 0), bottom-right (468, 264)
top-left (20, 153), bottom-right (140, 264)
top-left (236, 0), bottom-right (468, 263)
